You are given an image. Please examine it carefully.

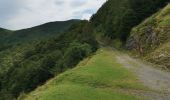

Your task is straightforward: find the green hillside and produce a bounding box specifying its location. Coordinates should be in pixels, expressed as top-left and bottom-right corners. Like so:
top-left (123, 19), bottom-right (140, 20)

top-left (0, 28), bottom-right (11, 33)
top-left (11, 19), bottom-right (80, 43)
top-left (126, 4), bottom-right (170, 69)
top-left (91, 0), bottom-right (168, 42)
top-left (0, 19), bottom-right (80, 51)
top-left (0, 28), bottom-right (12, 51)
top-left (0, 21), bottom-right (98, 99)
top-left (22, 48), bottom-right (146, 100)
top-left (0, 0), bottom-right (170, 100)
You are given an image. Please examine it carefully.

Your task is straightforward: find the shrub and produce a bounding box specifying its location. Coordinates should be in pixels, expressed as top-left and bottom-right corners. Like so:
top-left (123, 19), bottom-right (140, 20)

top-left (63, 42), bottom-right (92, 68)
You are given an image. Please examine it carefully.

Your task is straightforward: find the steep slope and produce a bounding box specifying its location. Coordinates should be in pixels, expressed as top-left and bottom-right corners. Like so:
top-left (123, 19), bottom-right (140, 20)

top-left (91, 0), bottom-right (168, 42)
top-left (23, 48), bottom-right (147, 100)
top-left (0, 21), bottom-right (98, 99)
top-left (126, 4), bottom-right (170, 69)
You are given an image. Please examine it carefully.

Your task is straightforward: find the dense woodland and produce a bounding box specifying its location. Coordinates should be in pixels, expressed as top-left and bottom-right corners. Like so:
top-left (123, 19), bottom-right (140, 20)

top-left (91, 0), bottom-right (169, 42)
top-left (0, 0), bottom-right (169, 99)
top-left (0, 20), bottom-right (80, 52)
top-left (0, 21), bottom-right (98, 99)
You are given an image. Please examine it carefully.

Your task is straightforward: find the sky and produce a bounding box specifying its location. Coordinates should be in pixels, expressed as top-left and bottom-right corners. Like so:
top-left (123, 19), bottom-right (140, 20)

top-left (0, 0), bottom-right (106, 30)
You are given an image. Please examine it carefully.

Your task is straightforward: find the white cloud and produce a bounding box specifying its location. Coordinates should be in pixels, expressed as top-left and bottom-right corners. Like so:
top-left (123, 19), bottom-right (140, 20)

top-left (0, 0), bottom-right (106, 30)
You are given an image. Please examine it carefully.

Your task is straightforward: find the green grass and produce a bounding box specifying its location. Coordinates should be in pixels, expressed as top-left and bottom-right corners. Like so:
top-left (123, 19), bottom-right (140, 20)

top-left (23, 48), bottom-right (146, 100)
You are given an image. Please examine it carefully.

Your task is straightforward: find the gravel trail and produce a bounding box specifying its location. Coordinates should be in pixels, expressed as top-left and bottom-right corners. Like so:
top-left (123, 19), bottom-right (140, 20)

top-left (115, 51), bottom-right (170, 100)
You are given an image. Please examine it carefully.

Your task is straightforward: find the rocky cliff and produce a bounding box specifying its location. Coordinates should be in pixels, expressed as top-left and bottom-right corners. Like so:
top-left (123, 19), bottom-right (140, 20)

top-left (127, 4), bottom-right (170, 69)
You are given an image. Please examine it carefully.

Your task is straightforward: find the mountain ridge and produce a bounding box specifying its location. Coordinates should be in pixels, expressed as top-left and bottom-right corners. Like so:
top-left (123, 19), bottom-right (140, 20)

top-left (0, 19), bottom-right (80, 51)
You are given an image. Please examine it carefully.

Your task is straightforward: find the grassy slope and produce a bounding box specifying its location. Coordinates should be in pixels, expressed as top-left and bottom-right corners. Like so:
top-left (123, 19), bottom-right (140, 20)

top-left (23, 48), bottom-right (146, 100)
top-left (127, 4), bottom-right (170, 69)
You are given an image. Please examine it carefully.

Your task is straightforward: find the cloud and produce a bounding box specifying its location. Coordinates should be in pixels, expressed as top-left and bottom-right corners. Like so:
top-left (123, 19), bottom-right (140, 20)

top-left (69, 0), bottom-right (86, 7)
top-left (55, 0), bottom-right (64, 5)
top-left (0, 0), bottom-right (106, 30)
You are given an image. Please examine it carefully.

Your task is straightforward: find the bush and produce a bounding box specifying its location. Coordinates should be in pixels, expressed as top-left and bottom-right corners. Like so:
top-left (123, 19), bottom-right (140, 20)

top-left (63, 42), bottom-right (92, 68)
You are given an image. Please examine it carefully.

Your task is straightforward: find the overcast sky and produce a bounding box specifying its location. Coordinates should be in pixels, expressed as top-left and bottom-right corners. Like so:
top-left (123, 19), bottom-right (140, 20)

top-left (0, 0), bottom-right (106, 30)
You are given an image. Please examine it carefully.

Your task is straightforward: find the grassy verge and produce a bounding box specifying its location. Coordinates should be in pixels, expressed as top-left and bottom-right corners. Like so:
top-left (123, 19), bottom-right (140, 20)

top-left (23, 48), bottom-right (146, 100)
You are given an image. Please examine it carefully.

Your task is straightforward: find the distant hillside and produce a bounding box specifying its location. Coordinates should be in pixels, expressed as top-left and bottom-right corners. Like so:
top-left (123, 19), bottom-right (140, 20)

top-left (11, 19), bottom-right (80, 43)
top-left (91, 0), bottom-right (168, 42)
top-left (0, 28), bottom-right (12, 40)
top-left (0, 28), bottom-right (12, 51)
top-left (0, 28), bottom-right (10, 33)
top-left (126, 4), bottom-right (170, 69)
top-left (0, 19), bottom-right (80, 50)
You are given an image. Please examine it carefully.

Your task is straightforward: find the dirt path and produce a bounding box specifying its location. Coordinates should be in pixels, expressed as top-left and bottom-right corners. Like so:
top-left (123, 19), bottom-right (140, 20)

top-left (115, 50), bottom-right (170, 100)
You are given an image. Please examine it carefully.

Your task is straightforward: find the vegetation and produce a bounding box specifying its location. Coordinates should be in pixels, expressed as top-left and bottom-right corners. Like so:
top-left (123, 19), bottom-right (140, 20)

top-left (0, 20), bottom-right (80, 51)
top-left (23, 48), bottom-right (146, 100)
top-left (0, 21), bottom-right (98, 99)
top-left (126, 4), bottom-right (170, 69)
top-left (0, 0), bottom-right (170, 100)
top-left (0, 28), bottom-right (12, 51)
top-left (91, 0), bottom-right (168, 42)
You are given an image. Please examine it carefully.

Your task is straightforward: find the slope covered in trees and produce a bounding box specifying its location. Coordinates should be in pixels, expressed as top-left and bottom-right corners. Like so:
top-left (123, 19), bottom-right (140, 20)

top-left (0, 19), bottom-right (80, 51)
top-left (0, 21), bottom-right (98, 99)
top-left (0, 28), bottom-right (12, 51)
top-left (12, 19), bottom-right (80, 43)
top-left (91, 0), bottom-right (168, 42)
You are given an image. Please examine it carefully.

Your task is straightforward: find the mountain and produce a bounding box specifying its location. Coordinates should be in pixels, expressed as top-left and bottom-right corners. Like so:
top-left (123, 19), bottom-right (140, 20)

top-left (11, 19), bottom-right (80, 43)
top-left (126, 4), bottom-right (170, 69)
top-left (0, 19), bottom-right (80, 51)
top-left (91, 0), bottom-right (168, 43)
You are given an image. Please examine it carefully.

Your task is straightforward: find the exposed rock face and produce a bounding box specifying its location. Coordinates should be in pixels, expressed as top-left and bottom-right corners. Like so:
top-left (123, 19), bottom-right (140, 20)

top-left (126, 4), bottom-right (170, 69)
